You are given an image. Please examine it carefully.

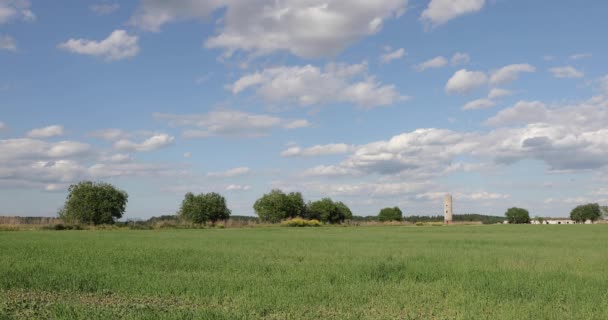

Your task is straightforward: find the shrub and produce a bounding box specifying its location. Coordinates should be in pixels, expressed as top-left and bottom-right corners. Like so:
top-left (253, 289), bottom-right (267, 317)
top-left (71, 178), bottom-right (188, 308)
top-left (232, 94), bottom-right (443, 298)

top-left (281, 218), bottom-right (321, 227)
top-left (59, 181), bottom-right (128, 225)
top-left (378, 207), bottom-right (403, 222)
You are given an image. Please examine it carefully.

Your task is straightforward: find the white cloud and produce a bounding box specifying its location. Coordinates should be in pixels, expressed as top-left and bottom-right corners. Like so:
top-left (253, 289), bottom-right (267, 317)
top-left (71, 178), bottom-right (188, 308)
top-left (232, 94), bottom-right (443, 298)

top-left (380, 48), bottom-right (405, 64)
top-left (114, 134), bottom-right (175, 152)
top-left (281, 143), bottom-right (354, 157)
top-left (0, 34), bottom-right (16, 52)
top-left (490, 64), bottom-right (536, 85)
top-left (89, 3), bottom-right (120, 15)
top-left (485, 101), bottom-right (548, 126)
top-left (549, 66), bottom-right (584, 79)
top-left (421, 0), bottom-right (485, 27)
top-left (0, 121), bottom-right (6, 131)
top-left (131, 0), bottom-right (407, 59)
top-left (226, 184), bottom-right (251, 191)
top-left (231, 62), bottom-right (406, 108)
top-left (57, 29), bottom-right (139, 61)
top-left (416, 56), bottom-right (447, 71)
top-left (462, 98), bottom-right (495, 110)
top-left (208, 167), bottom-right (251, 178)
top-left (26, 125), bottom-right (64, 138)
top-left (488, 88), bottom-right (512, 99)
top-left (89, 128), bottom-right (129, 141)
top-left (154, 110), bottom-right (309, 138)
top-left (451, 52), bottom-right (470, 66)
top-left (445, 69), bottom-right (487, 94)
top-left (0, 138), bottom-right (91, 161)
top-left (570, 53), bottom-right (592, 60)
top-left (416, 191), bottom-right (509, 201)
top-left (0, 0), bottom-right (35, 24)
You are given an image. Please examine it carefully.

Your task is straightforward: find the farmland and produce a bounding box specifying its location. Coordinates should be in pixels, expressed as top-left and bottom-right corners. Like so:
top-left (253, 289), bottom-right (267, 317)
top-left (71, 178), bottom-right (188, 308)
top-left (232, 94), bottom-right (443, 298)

top-left (1, 225), bottom-right (607, 319)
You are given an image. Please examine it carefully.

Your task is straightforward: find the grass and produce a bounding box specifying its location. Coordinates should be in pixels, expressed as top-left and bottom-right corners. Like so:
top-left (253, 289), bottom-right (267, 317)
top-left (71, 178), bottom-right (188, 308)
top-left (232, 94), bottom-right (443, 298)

top-left (1, 225), bottom-right (607, 319)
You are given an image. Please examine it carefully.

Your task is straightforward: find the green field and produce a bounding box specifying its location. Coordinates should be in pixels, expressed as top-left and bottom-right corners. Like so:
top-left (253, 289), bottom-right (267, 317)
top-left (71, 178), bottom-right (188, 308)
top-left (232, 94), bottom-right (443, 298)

top-left (1, 225), bottom-right (607, 319)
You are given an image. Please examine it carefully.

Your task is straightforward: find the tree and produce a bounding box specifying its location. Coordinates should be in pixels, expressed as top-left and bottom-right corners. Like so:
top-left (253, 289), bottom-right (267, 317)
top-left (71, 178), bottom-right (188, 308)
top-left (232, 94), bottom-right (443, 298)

top-left (601, 206), bottom-right (608, 219)
top-left (59, 181), bottom-right (128, 225)
top-left (535, 216), bottom-right (545, 225)
top-left (180, 192), bottom-right (231, 224)
top-left (254, 189), bottom-right (295, 223)
top-left (570, 203), bottom-right (601, 223)
top-left (307, 198), bottom-right (347, 224)
top-left (336, 202), bottom-right (353, 221)
top-left (378, 207), bottom-right (403, 222)
top-left (505, 207), bottom-right (530, 224)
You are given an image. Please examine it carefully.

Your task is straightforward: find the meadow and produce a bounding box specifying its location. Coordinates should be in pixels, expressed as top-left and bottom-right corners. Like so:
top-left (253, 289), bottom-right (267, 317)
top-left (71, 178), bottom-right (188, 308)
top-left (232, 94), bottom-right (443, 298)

top-left (1, 225), bottom-right (607, 319)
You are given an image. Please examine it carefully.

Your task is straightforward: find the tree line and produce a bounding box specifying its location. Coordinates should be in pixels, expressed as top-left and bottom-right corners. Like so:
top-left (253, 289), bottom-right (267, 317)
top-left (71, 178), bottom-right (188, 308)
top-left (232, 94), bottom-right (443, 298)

top-left (57, 181), bottom-right (608, 226)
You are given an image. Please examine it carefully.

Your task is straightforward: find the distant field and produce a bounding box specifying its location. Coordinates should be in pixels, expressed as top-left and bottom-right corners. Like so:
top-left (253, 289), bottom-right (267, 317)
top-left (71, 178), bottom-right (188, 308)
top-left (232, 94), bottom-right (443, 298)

top-left (1, 225), bottom-right (607, 319)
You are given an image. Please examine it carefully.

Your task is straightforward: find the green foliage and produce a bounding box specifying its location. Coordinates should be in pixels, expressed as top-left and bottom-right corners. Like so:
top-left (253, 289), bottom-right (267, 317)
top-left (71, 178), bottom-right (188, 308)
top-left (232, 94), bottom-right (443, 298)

top-left (59, 181), bottom-right (128, 225)
top-left (601, 206), bottom-right (608, 218)
top-left (535, 216), bottom-right (545, 224)
top-left (179, 192), bottom-right (231, 224)
top-left (505, 207), bottom-right (530, 224)
top-left (280, 217), bottom-right (321, 227)
top-left (253, 190), bottom-right (306, 223)
top-left (336, 202), bottom-right (353, 220)
top-left (307, 198), bottom-right (348, 224)
top-left (378, 207), bottom-right (403, 222)
top-left (570, 203), bottom-right (601, 223)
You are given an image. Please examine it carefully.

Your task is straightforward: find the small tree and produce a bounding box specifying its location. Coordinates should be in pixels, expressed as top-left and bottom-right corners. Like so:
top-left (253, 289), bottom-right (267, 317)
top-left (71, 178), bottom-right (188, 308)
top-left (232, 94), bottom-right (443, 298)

top-left (307, 198), bottom-right (346, 224)
top-left (535, 216), bottom-right (545, 224)
top-left (286, 192), bottom-right (307, 219)
top-left (505, 207), bottom-right (530, 224)
top-left (570, 203), bottom-right (601, 223)
top-left (180, 192), bottom-right (231, 224)
top-left (59, 181), bottom-right (128, 225)
top-left (336, 202), bottom-right (353, 221)
top-left (378, 207), bottom-right (403, 222)
top-left (253, 189), bottom-right (291, 223)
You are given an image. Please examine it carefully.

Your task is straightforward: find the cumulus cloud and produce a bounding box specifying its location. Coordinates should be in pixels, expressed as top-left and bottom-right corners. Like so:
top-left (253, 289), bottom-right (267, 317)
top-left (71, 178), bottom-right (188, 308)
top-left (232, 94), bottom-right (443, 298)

top-left (485, 101), bottom-right (549, 126)
top-left (490, 64), bottom-right (536, 85)
top-left (231, 62), bottom-right (406, 108)
top-left (0, 34), bottom-right (16, 51)
top-left (416, 191), bottom-right (509, 201)
top-left (89, 128), bottom-right (130, 141)
top-left (114, 134), bottom-right (175, 152)
top-left (155, 110), bottom-right (309, 138)
top-left (549, 66), bottom-right (584, 79)
top-left (462, 98), bottom-right (495, 110)
top-left (488, 88), bottom-right (512, 99)
top-left (570, 53), bottom-right (592, 60)
top-left (131, 0), bottom-right (406, 58)
top-left (421, 0), bottom-right (485, 27)
top-left (380, 47), bottom-right (405, 64)
top-left (89, 3), bottom-right (120, 15)
top-left (57, 29), bottom-right (139, 61)
top-left (26, 125), bottom-right (64, 138)
top-left (226, 184), bottom-right (251, 191)
top-left (445, 69), bottom-right (487, 94)
top-left (416, 56), bottom-right (447, 71)
top-left (208, 167), bottom-right (251, 178)
top-left (0, 138), bottom-right (91, 162)
top-left (451, 52), bottom-right (470, 66)
top-left (0, 0), bottom-right (35, 24)
top-left (281, 143), bottom-right (354, 157)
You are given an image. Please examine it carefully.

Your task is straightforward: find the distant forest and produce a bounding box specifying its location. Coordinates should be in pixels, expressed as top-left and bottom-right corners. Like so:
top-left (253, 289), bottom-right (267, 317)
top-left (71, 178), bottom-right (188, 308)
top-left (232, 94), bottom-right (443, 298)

top-left (351, 214), bottom-right (504, 224)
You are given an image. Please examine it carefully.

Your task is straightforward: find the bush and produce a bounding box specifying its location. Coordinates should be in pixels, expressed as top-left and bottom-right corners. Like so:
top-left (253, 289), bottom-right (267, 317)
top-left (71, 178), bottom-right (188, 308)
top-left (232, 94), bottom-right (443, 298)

top-left (570, 203), bottom-right (601, 223)
top-left (281, 218), bottom-right (321, 227)
top-left (59, 181), bottom-right (128, 225)
top-left (378, 207), bottom-right (403, 222)
top-left (505, 207), bottom-right (530, 224)
top-left (180, 192), bottom-right (231, 224)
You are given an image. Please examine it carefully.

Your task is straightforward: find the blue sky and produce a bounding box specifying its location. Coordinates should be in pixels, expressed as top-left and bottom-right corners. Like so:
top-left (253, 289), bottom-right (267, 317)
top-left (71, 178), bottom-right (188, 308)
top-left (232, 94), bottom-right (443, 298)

top-left (1, 0), bottom-right (607, 219)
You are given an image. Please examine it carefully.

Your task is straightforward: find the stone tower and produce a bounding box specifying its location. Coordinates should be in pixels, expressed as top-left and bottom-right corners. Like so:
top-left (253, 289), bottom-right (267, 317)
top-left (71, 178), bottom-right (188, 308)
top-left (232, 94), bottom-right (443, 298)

top-left (444, 194), bottom-right (453, 224)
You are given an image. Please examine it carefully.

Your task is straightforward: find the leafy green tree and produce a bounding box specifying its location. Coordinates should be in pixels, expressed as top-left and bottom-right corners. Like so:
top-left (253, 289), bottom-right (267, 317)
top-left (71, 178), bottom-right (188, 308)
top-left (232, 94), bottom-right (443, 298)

top-left (286, 192), bottom-right (307, 219)
top-left (336, 202), bottom-right (353, 220)
top-left (505, 207), bottom-right (530, 224)
top-left (307, 198), bottom-right (347, 224)
top-left (59, 181), bottom-right (128, 225)
top-left (180, 192), bottom-right (231, 224)
top-left (570, 203), bottom-right (601, 223)
top-left (601, 206), bottom-right (608, 219)
top-left (253, 189), bottom-right (293, 223)
top-left (378, 207), bottom-right (403, 222)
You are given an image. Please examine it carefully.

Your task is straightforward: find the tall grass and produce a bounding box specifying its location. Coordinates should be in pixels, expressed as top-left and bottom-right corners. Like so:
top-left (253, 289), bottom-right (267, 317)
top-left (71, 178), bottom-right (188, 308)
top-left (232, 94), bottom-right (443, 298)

top-left (1, 225), bottom-right (607, 319)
